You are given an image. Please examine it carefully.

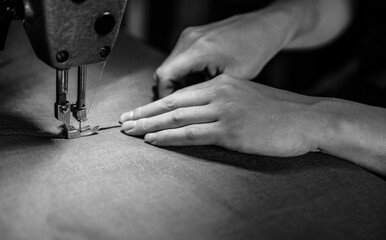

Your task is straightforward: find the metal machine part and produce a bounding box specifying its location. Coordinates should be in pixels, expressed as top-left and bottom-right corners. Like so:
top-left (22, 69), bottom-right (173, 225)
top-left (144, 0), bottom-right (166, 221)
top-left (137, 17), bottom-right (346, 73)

top-left (1, 0), bottom-right (128, 139)
top-left (55, 67), bottom-right (100, 139)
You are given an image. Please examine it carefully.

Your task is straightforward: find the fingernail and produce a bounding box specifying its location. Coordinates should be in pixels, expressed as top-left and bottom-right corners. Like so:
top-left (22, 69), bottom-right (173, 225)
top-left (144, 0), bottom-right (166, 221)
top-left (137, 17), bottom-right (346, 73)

top-left (122, 121), bottom-right (136, 132)
top-left (121, 111), bottom-right (134, 122)
top-left (145, 133), bottom-right (156, 143)
top-left (126, 111), bottom-right (133, 120)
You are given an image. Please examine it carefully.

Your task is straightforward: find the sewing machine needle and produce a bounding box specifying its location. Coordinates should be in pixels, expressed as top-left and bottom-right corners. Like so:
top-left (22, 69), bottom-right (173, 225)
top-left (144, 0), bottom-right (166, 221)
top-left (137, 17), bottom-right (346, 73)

top-left (77, 66), bottom-right (87, 112)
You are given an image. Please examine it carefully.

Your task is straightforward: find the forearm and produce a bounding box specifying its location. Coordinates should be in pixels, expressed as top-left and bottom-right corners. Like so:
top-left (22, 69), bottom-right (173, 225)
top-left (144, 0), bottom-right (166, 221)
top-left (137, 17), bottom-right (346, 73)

top-left (311, 98), bottom-right (386, 176)
top-left (263, 0), bottom-right (354, 49)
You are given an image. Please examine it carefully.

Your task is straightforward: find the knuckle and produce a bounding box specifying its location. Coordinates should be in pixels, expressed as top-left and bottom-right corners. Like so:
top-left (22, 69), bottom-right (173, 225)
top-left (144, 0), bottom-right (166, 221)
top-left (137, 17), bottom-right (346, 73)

top-left (192, 35), bottom-right (213, 51)
top-left (162, 96), bottom-right (177, 110)
top-left (218, 74), bottom-right (234, 83)
top-left (138, 119), bottom-right (149, 132)
top-left (212, 75), bottom-right (231, 86)
top-left (181, 27), bottom-right (200, 39)
top-left (133, 107), bottom-right (147, 118)
top-left (219, 83), bottom-right (234, 92)
top-left (185, 126), bottom-right (198, 141)
top-left (214, 82), bottom-right (235, 98)
top-left (171, 109), bottom-right (184, 124)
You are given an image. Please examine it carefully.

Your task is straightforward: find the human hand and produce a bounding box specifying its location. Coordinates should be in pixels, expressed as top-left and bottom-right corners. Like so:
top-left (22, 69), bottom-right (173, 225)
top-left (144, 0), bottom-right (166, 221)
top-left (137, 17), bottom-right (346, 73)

top-left (154, 10), bottom-right (295, 98)
top-left (120, 75), bottom-right (322, 157)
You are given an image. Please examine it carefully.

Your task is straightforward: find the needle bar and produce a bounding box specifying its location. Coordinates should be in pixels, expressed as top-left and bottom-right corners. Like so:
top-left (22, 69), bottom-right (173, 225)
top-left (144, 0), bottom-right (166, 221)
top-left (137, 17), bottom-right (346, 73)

top-left (56, 69), bottom-right (69, 105)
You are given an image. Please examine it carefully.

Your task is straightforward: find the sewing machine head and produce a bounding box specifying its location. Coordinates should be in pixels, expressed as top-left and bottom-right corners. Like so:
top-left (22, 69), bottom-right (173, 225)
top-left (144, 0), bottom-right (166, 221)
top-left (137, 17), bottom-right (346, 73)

top-left (0, 0), bottom-right (127, 138)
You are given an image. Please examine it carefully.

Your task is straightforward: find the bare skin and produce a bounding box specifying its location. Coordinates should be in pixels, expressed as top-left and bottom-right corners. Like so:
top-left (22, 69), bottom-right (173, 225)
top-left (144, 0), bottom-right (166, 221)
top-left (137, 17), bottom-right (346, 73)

top-left (120, 0), bottom-right (386, 176)
top-left (153, 0), bottom-right (353, 98)
top-left (120, 75), bottom-right (321, 155)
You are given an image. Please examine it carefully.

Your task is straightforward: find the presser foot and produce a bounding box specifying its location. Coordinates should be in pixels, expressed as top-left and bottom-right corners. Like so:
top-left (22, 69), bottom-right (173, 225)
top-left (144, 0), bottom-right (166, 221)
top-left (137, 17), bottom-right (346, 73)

top-left (55, 66), bottom-right (100, 139)
top-left (63, 124), bottom-right (100, 139)
top-left (55, 103), bottom-right (100, 139)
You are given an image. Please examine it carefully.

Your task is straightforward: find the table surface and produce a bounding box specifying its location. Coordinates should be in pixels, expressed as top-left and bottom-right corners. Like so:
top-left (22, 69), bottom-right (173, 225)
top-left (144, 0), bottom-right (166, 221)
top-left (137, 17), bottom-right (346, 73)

top-left (0, 23), bottom-right (386, 240)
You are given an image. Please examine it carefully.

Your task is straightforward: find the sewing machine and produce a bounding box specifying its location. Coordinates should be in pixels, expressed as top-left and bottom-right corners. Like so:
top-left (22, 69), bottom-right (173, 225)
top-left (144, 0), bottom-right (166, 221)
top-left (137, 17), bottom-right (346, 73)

top-left (0, 0), bottom-right (127, 139)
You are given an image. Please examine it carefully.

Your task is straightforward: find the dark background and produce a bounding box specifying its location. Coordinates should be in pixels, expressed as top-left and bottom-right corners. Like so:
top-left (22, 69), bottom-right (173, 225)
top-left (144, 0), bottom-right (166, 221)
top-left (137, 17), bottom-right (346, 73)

top-left (125, 0), bottom-right (386, 108)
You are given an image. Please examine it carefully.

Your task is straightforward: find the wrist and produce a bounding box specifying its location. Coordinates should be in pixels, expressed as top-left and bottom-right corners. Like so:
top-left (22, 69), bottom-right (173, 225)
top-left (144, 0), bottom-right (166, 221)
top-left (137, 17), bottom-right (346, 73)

top-left (307, 98), bottom-right (343, 153)
top-left (309, 98), bottom-right (386, 176)
top-left (261, 0), bottom-right (318, 50)
top-left (269, 0), bottom-right (353, 49)
top-left (308, 98), bottom-right (368, 161)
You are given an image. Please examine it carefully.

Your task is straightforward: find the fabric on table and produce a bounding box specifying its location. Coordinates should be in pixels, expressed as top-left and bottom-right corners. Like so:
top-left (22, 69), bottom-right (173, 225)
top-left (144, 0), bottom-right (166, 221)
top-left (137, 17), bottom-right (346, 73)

top-left (0, 23), bottom-right (386, 240)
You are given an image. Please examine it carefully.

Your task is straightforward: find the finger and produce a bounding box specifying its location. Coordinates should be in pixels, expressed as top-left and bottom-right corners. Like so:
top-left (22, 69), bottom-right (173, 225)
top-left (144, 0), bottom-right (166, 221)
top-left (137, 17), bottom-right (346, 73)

top-left (122, 106), bottom-right (217, 136)
top-left (119, 86), bottom-right (212, 123)
top-left (144, 122), bottom-right (221, 146)
top-left (156, 49), bottom-right (210, 98)
top-left (154, 71), bottom-right (211, 100)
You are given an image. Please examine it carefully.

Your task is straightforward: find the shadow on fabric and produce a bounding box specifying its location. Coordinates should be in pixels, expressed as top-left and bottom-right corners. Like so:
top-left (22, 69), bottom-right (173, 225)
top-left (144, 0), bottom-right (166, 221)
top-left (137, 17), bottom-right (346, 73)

top-left (164, 145), bottom-right (355, 175)
top-left (0, 113), bottom-right (61, 150)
